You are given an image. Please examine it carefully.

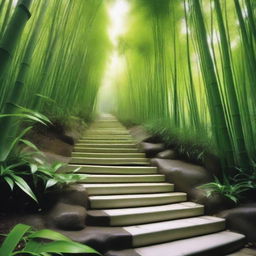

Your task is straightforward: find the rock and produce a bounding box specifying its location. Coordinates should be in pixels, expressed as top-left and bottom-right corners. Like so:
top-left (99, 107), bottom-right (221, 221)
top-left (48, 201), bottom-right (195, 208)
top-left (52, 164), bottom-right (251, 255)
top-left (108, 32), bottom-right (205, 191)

top-left (20, 214), bottom-right (46, 229)
top-left (44, 184), bottom-right (89, 209)
top-left (157, 149), bottom-right (177, 159)
top-left (57, 226), bottom-right (132, 253)
top-left (48, 202), bottom-right (86, 231)
top-left (227, 248), bottom-right (256, 256)
top-left (143, 135), bottom-right (163, 143)
top-left (140, 142), bottom-right (165, 157)
top-left (217, 204), bottom-right (256, 242)
top-left (151, 158), bottom-right (213, 194)
top-left (190, 189), bottom-right (236, 214)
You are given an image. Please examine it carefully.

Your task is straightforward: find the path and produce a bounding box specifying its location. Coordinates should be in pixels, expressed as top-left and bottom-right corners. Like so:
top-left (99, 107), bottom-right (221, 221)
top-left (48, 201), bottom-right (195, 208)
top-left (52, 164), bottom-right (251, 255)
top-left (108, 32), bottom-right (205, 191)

top-left (69, 115), bottom-right (245, 256)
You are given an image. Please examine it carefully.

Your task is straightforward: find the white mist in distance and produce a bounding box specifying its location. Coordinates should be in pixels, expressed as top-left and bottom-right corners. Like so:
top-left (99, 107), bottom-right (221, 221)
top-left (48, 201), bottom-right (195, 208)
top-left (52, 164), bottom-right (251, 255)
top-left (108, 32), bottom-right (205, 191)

top-left (97, 0), bottom-right (130, 114)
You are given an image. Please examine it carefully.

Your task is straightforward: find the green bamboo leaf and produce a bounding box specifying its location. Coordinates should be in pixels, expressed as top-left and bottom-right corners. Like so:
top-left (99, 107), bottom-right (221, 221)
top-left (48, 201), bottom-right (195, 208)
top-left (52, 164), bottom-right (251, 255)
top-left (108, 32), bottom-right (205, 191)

top-left (12, 103), bottom-right (52, 124)
top-left (45, 179), bottom-right (58, 189)
top-left (12, 175), bottom-right (38, 203)
top-left (26, 240), bottom-right (101, 255)
top-left (30, 163), bottom-right (38, 174)
top-left (3, 176), bottom-right (14, 190)
top-left (0, 224), bottom-right (31, 256)
top-left (28, 229), bottom-right (72, 241)
top-left (0, 126), bottom-right (32, 162)
top-left (19, 139), bottom-right (40, 152)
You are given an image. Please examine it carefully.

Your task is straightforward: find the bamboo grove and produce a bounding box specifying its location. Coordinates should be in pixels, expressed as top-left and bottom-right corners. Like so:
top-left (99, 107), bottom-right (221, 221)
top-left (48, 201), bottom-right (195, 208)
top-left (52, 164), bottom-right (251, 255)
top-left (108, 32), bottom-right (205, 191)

top-left (0, 0), bottom-right (255, 171)
top-left (0, 0), bottom-right (110, 158)
top-left (114, 0), bottom-right (256, 170)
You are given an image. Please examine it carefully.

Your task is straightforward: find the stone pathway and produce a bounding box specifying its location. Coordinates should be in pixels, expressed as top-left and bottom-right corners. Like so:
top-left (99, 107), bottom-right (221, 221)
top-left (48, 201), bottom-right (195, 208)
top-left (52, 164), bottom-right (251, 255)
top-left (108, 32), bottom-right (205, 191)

top-left (68, 115), bottom-right (246, 256)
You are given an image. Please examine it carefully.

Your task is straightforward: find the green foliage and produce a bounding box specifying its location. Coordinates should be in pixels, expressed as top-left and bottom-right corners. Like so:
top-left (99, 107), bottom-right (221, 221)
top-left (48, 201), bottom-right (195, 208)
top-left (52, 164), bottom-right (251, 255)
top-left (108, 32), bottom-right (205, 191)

top-left (115, 0), bottom-right (256, 171)
top-left (29, 160), bottom-right (85, 190)
top-left (0, 164), bottom-right (38, 203)
top-left (144, 118), bottom-right (211, 163)
top-left (0, 113), bottom-right (84, 203)
top-left (0, 105), bottom-right (51, 162)
top-left (0, 0), bottom-right (110, 121)
top-left (0, 108), bottom-right (51, 202)
top-left (198, 176), bottom-right (253, 204)
top-left (0, 223), bottom-right (101, 256)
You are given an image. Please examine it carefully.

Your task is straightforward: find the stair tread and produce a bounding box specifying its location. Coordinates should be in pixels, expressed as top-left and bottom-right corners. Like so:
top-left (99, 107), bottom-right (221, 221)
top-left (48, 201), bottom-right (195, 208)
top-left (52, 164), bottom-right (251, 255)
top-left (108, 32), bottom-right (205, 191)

top-left (124, 216), bottom-right (224, 235)
top-left (73, 147), bottom-right (139, 152)
top-left (72, 152), bottom-right (144, 156)
top-left (75, 143), bottom-right (137, 146)
top-left (85, 174), bottom-right (164, 178)
top-left (106, 231), bottom-right (245, 256)
top-left (77, 140), bottom-right (136, 143)
top-left (83, 182), bottom-right (172, 188)
top-left (68, 165), bottom-right (157, 174)
top-left (89, 192), bottom-right (185, 200)
top-left (72, 153), bottom-right (145, 157)
top-left (89, 202), bottom-right (203, 216)
top-left (82, 138), bottom-right (133, 140)
top-left (70, 158), bottom-right (150, 166)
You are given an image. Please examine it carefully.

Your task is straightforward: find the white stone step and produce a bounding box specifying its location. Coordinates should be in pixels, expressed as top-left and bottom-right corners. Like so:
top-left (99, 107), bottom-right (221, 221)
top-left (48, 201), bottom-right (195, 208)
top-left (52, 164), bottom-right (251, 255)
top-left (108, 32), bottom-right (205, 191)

top-left (74, 143), bottom-right (138, 148)
top-left (89, 192), bottom-right (187, 209)
top-left (84, 130), bottom-right (130, 135)
top-left (72, 152), bottom-right (146, 158)
top-left (88, 202), bottom-right (204, 226)
top-left (106, 231), bottom-right (245, 256)
top-left (81, 135), bottom-right (133, 140)
top-left (124, 216), bottom-right (225, 247)
top-left (76, 140), bottom-right (136, 144)
top-left (70, 157), bottom-right (149, 165)
top-left (67, 165), bottom-right (158, 174)
top-left (73, 147), bottom-right (139, 153)
top-left (80, 174), bottom-right (165, 183)
top-left (82, 182), bottom-right (173, 195)
top-left (90, 123), bottom-right (124, 128)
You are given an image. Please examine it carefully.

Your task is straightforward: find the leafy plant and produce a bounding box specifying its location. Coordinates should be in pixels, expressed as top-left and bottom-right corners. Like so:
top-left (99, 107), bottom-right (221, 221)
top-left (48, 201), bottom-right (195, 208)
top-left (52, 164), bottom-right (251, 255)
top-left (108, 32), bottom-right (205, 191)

top-left (0, 106), bottom-right (51, 162)
top-left (0, 108), bottom-right (83, 203)
top-left (0, 223), bottom-right (101, 256)
top-left (0, 164), bottom-right (38, 203)
top-left (233, 166), bottom-right (256, 190)
top-left (0, 129), bottom-right (42, 202)
top-left (29, 160), bottom-right (85, 190)
top-left (198, 176), bottom-right (253, 203)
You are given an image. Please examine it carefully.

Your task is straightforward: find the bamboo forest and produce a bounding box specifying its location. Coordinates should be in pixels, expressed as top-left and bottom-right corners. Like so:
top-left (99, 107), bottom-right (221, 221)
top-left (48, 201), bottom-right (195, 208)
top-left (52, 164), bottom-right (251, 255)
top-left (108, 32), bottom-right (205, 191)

top-left (0, 0), bottom-right (256, 255)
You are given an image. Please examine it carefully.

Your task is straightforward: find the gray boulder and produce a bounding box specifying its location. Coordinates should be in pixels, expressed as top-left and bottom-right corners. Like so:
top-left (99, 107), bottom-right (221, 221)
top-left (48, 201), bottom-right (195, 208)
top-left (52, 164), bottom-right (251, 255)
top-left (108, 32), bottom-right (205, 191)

top-left (140, 142), bottom-right (165, 157)
top-left (151, 158), bottom-right (213, 194)
top-left (48, 202), bottom-right (86, 231)
top-left (157, 149), bottom-right (177, 159)
top-left (218, 204), bottom-right (256, 242)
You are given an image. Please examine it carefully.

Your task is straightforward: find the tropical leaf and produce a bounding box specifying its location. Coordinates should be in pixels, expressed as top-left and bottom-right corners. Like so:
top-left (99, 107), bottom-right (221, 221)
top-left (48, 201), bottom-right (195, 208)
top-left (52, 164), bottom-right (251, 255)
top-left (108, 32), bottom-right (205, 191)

top-left (0, 224), bottom-right (31, 256)
top-left (12, 175), bottom-right (38, 203)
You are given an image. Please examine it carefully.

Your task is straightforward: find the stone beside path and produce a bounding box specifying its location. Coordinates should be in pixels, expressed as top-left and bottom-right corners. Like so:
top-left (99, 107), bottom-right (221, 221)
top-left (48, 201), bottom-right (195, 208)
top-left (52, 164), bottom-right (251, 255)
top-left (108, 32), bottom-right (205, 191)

top-left (67, 115), bottom-right (246, 256)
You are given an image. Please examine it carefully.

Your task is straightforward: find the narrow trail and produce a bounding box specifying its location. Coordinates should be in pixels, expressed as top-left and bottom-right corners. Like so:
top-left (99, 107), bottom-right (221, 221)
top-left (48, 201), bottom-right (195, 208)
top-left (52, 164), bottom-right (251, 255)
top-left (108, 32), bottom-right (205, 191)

top-left (68, 115), bottom-right (245, 256)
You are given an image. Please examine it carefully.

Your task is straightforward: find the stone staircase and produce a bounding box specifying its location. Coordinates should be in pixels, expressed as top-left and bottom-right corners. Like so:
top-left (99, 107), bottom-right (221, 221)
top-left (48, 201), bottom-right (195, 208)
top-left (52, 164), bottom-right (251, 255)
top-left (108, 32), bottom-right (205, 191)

top-left (68, 115), bottom-right (245, 256)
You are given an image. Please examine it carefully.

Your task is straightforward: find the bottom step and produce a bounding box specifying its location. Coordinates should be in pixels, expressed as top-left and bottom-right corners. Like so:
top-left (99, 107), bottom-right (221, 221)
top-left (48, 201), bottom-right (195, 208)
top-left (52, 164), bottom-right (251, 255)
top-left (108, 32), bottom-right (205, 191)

top-left (106, 231), bottom-right (245, 256)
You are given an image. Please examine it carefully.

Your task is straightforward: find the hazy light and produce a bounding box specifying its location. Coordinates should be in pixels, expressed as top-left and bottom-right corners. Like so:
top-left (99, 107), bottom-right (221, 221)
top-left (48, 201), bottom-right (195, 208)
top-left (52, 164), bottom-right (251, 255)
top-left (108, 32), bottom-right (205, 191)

top-left (242, 8), bottom-right (248, 18)
top-left (183, 1), bottom-right (190, 12)
top-left (207, 30), bottom-right (220, 45)
top-left (108, 0), bottom-right (129, 46)
top-left (13, 0), bottom-right (19, 6)
top-left (97, 0), bottom-right (130, 113)
top-left (231, 37), bottom-right (240, 49)
top-left (181, 19), bottom-right (190, 35)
